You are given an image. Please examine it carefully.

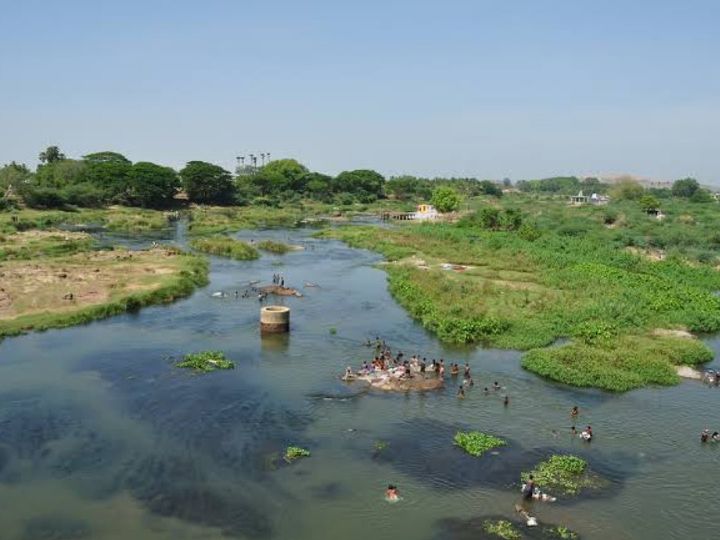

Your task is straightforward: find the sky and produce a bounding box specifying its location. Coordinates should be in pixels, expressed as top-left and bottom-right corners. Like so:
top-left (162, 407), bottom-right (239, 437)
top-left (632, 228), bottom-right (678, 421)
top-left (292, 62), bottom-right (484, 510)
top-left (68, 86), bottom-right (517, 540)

top-left (1, 0), bottom-right (719, 182)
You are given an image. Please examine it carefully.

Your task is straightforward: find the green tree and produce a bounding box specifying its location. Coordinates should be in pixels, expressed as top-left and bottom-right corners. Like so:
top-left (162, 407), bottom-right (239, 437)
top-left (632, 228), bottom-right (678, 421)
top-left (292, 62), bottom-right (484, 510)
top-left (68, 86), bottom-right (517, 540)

top-left (477, 207), bottom-right (501, 229)
top-left (35, 159), bottom-right (87, 188)
top-left (127, 162), bottom-right (179, 208)
top-left (638, 194), bottom-right (660, 212)
top-left (672, 177), bottom-right (700, 198)
top-left (690, 188), bottom-right (713, 203)
top-left (0, 162), bottom-right (32, 190)
top-left (180, 161), bottom-right (235, 204)
top-left (333, 169), bottom-right (385, 201)
top-left (430, 186), bottom-right (462, 212)
top-left (478, 180), bottom-right (503, 197)
top-left (38, 145), bottom-right (65, 164)
top-left (610, 178), bottom-right (644, 200)
top-left (82, 151), bottom-right (132, 201)
top-left (386, 175), bottom-right (420, 200)
top-left (255, 159), bottom-right (309, 194)
top-left (303, 172), bottom-right (333, 200)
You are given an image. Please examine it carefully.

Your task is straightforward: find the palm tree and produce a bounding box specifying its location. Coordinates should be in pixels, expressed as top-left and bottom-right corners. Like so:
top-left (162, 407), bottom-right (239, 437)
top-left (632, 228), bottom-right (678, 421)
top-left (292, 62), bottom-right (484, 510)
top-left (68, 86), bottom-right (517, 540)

top-left (260, 153), bottom-right (266, 166)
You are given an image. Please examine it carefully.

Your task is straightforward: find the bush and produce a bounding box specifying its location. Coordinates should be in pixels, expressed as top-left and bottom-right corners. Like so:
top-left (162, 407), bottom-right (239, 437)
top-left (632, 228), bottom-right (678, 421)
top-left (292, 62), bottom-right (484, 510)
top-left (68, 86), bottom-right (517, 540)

top-left (21, 187), bottom-right (67, 209)
top-left (61, 183), bottom-right (108, 207)
top-left (190, 236), bottom-right (259, 260)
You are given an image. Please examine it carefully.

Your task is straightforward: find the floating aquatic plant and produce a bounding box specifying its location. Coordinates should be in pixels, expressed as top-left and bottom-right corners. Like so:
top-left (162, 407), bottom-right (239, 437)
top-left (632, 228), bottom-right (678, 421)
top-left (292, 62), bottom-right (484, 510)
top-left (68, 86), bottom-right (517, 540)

top-left (176, 351), bottom-right (235, 372)
top-left (284, 446), bottom-right (311, 462)
top-left (482, 519), bottom-right (521, 540)
top-left (521, 454), bottom-right (595, 496)
top-left (453, 431), bottom-right (506, 457)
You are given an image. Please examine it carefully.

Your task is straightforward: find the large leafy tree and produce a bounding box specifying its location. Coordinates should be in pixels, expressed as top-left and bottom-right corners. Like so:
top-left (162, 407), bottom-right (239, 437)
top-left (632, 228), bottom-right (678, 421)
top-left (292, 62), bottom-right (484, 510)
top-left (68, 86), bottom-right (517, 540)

top-left (35, 159), bottom-right (87, 188)
top-left (180, 161), bottom-right (235, 204)
top-left (0, 162), bottom-right (32, 190)
top-left (38, 145), bottom-right (66, 164)
top-left (127, 162), bottom-right (179, 208)
top-left (386, 175), bottom-right (420, 200)
top-left (302, 172), bottom-right (333, 200)
top-left (610, 178), bottom-right (644, 200)
top-left (82, 151), bottom-right (132, 201)
top-left (672, 177), bottom-right (700, 198)
top-left (333, 169), bottom-right (385, 201)
top-left (254, 159), bottom-right (309, 194)
top-left (430, 186), bottom-right (462, 212)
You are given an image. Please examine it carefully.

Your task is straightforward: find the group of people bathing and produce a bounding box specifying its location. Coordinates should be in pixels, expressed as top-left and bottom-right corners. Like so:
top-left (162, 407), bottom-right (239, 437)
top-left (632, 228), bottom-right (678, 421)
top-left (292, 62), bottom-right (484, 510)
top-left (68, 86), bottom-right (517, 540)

top-left (349, 338), bottom-right (508, 399)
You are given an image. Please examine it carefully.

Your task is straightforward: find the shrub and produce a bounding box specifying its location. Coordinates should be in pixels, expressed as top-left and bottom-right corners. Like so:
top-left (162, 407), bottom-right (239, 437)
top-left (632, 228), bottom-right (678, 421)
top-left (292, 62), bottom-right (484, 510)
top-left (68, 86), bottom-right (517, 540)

top-left (190, 236), bottom-right (259, 260)
top-left (257, 240), bottom-right (292, 254)
top-left (482, 520), bottom-right (521, 540)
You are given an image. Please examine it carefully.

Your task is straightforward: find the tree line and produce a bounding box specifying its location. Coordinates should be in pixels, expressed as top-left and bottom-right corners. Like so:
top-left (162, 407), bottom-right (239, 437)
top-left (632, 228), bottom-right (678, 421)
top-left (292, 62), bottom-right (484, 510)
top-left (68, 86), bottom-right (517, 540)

top-left (0, 146), bottom-right (504, 211)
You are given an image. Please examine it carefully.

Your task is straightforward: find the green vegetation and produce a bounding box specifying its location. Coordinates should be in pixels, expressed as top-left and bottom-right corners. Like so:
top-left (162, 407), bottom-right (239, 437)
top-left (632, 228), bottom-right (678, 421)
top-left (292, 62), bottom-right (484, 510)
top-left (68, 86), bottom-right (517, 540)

top-left (522, 335), bottom-right (712, 392)
top-left (320, 189), bottom-right (720, 391)
top-left (547, 526), bottom-right (579, 539)
top-left (0, 207), bottom-right (173, 234)
top-left (0, 231), bottom-right (93, 261)
top-left (190, 236), bottom-right (259, 260)
top-left (284, 446), bottom-right (311, 462)
top-left (521, 455), bottom-right (596, 496)
top-left (257, 240), bottom-right (292, 254)
top-left (431, 186), bottom-right (462, 212)
top-left (482, 520), bottom-right (521, 540)
top-left (453, 431), bottom-right (507, 457)
top-left (176, 351), bottom-right (235, 372)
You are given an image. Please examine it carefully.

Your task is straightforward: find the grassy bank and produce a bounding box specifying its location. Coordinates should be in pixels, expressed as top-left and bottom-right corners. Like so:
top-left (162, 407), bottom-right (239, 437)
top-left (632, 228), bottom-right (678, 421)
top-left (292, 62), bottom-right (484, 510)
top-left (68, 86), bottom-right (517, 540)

top-left (189, 236), bottom-right (259, 260)
top-left (0, 240), bottom-right (208, 340)
top-left (0, 206), bottom-right (174, 234)
top-left (319, 196), bottom-right (720, 391)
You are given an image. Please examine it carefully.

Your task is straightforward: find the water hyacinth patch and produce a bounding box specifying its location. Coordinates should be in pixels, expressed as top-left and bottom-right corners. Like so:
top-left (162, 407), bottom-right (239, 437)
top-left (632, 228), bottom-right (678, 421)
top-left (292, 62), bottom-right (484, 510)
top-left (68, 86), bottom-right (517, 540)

top-left (176, 351), bottom-right (235, 372)
top-left (284, 446), bottom-right (311, 462)
top-left (482, 519), bottom-right (521, 540)
top-left (521, 455), bottom-right (596, 496)
top-left (453, 431), bottom-right (507, 457)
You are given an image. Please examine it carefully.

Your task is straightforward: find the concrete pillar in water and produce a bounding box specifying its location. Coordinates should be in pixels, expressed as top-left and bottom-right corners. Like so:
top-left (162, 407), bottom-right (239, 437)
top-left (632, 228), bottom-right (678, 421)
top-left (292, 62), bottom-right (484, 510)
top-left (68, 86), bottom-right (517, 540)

top-left (260, 305), bottom-right (290, 333)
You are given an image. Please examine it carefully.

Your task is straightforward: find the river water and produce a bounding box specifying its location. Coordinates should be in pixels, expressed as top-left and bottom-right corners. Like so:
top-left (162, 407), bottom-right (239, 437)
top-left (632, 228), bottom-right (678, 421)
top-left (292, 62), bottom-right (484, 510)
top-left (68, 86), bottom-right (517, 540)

top-left (0, 224), bottom-right (718, 540)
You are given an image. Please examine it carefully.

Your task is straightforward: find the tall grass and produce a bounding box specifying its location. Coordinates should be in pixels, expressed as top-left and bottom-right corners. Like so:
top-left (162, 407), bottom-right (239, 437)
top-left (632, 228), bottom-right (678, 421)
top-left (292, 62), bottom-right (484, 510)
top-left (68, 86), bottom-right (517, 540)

top-left (189, 236), bottom-right (259, 260)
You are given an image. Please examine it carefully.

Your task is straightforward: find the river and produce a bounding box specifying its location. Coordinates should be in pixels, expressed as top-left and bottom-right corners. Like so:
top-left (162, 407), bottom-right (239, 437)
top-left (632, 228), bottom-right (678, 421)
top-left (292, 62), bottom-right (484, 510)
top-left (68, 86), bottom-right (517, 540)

top-left (0, 224), bottom-right (718, 539)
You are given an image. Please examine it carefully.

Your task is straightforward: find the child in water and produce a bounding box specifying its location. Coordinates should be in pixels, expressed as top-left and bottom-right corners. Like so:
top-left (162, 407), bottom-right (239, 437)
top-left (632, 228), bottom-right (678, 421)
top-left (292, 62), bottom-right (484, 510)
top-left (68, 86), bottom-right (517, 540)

top-left (457, 386), bottom-right (465, 399)
top-left (385, 484), bottom-right (399, 502)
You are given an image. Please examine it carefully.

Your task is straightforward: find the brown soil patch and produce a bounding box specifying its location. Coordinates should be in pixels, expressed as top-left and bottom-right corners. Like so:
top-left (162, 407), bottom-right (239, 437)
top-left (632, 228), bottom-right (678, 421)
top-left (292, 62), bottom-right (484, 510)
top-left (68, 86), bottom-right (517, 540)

top-left (0, 247), bottom-right (183, 321)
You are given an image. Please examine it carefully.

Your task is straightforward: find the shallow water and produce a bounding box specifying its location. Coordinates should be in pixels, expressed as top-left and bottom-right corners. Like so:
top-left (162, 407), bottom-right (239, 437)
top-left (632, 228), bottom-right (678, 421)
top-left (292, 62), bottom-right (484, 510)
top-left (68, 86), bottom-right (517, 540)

top-left (0, 225), bottom-right (718, 539)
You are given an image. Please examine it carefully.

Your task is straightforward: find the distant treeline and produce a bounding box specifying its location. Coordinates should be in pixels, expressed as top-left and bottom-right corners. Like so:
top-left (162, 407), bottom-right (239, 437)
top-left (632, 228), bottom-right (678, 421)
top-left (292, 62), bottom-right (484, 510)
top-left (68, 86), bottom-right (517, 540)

top-left (0, 146), bottom-right (712, 210)
top-left (0, 146), bottom-right (505, 210)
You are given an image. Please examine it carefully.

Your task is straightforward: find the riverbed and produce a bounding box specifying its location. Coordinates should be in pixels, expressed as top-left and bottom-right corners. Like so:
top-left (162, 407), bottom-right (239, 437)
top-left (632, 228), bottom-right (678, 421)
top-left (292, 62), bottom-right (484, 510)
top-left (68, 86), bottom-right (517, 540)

top-left (0, 224), bottom-right (718, 539)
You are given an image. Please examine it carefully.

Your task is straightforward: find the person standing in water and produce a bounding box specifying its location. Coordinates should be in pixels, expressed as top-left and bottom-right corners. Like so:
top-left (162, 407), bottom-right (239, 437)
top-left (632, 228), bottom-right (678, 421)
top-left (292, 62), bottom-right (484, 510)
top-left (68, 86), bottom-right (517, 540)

top-left (457, 386), bottom-right (465, 399)
top-left (571, 406), bottom-right (579, 417)
top-left (522, 475), bottom-right (535, 500)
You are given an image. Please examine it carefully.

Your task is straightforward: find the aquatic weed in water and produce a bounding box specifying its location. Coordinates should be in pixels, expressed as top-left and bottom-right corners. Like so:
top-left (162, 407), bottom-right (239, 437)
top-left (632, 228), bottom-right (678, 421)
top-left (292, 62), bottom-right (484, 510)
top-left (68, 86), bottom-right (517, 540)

top-left (454, 431), bottom-right (507, 457)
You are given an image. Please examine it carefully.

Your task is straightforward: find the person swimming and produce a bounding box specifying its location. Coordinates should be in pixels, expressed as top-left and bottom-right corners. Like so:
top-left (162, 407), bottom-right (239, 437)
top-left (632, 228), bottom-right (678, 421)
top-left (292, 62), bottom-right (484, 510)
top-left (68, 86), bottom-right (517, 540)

top-left (451, 363), bottom-right (459, 376)
top-left (571, 406), bottom-right (579, 417)
top-left (581, 425), bottom-right (593, 441)
top-left (570, 426), bottom-right (577, 436)
top-left (504, 395), bottom-right (509, 406)
top-left (712, 431), bottom-right (720, 442)
top-left (385, 484), bottom-right (399, 502)
top-left (701, 429), bottom-right (710, 443)
top-left (493, 381), bottom-right (500, 390)
top-left (457, 386), bottom-right (465, 399)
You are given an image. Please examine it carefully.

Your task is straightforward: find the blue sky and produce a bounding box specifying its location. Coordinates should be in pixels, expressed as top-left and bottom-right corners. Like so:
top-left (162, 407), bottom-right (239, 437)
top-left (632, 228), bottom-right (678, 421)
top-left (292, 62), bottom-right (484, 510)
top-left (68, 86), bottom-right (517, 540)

top-left (2, 0), bottom-right (719, 182)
